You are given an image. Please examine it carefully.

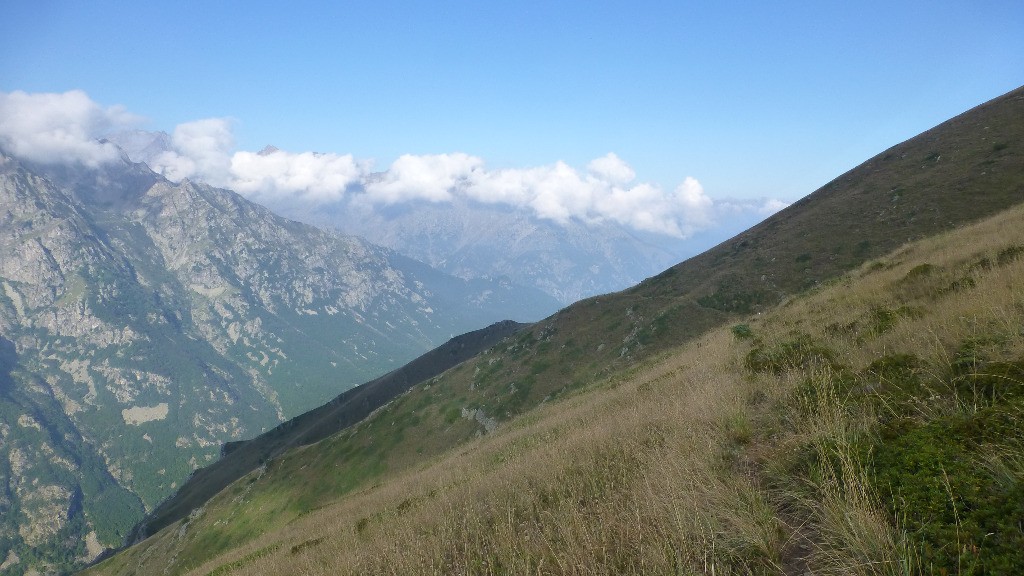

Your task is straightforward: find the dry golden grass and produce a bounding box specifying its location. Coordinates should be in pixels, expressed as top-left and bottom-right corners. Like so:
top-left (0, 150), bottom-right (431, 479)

top-left (169, 329), bottom-right (771, 575)
top-left (91, 203), bottom-right (1024, 575)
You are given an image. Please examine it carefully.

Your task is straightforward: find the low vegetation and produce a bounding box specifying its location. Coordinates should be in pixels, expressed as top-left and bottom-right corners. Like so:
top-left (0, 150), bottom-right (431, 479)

top-left (89, 200), bottom-right (1024, 574)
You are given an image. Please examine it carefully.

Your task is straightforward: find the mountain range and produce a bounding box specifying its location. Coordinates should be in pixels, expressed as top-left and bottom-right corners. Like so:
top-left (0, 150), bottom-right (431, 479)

top-left (83, 86), bottom-right (1024, 575)
top-left (0, 150), bottom-right (558, 572)
top-left (0, 83), bottom-right (1019, 574)
top-left (274, 197), bottom-right (774, 305)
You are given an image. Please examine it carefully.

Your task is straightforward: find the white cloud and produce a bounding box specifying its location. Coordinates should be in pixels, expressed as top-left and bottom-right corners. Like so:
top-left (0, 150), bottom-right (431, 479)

top-left (674, 177), bottom-right (715, 228)
top-left (461, 158), bottom-right (715, 237)
top-left (359, 153), bottom-right (725, 237)
top-left (143, 118), bottom-right (234, 184)
top-left (527, 161), bottom-right (597, 224)
top-left (598, 185), bottom-right (659, 234)
top-left (365, 153), bottom-right (482, 204)
top-left (0, 90), bottom-right (141, 166)
top-left (146, 148), bottom-right (198, 182)
top-left (141, 119), bottom-right (365, 203)
top-left (714, 197), bottom-right (791, 218)
top-left (586, 152), bottom-right (636, 186)
top-left (172, 118), bottom-right (234, 183)
top-left (230, 149), bottom-right (365, 204)
top-left (758, 198), bottom-right (790, 215)
top-left (471, 160), bottom-right (596, 224)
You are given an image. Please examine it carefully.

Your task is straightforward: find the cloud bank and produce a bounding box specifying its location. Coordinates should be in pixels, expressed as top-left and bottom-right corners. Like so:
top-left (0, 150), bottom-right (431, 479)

top-left (148, 126), bottom-right (744, 237)
top-left (0, 90), bottom-right (788, 238)
top-left (0, 90), bottom-right (140, 167)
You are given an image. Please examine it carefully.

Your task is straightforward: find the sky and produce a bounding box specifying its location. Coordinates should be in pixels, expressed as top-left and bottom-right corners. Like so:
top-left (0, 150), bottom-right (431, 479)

top-left (1, 1), bottom-right (1022, 235)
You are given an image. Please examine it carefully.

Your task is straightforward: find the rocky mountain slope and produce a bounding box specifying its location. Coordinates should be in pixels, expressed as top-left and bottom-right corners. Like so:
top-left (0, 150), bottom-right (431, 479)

top-left (0, 152), bottom-right (558, 574)
top-left (283, 198), bottom-right (768, 305)
top-left (130, 319), bottom-right (525, 544)
top-left (87, 86), bottom-right (1024, 574)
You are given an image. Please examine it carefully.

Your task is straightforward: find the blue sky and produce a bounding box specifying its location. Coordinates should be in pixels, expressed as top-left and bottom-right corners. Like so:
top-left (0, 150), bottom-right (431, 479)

top-left (2, 1), bottom-right (1022, 205)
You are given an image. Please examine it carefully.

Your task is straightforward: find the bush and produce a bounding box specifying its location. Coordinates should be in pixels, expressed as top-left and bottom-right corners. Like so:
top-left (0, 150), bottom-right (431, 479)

top-left (870, 406), bottom-right (1024, 574)
top-left (731, 324), bottom-right (754, 340)
top-left (744, 335), bottom-right (839, 374)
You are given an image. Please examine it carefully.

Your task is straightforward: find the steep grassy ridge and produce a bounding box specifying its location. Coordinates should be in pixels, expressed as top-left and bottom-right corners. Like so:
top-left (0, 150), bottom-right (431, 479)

top-left (91, 193), bottom-right (1024, 575)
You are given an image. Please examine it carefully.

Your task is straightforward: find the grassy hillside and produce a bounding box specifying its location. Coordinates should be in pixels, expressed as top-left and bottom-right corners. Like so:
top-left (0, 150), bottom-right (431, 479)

top-left (90, 184), bottom-right (1024, 576)
top-left (87, 86), bottom-right (1024, 574)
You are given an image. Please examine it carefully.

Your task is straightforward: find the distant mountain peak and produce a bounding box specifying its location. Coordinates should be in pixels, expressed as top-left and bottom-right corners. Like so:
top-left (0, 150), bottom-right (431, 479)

top-left (103, 129), bottom-right (172, 161)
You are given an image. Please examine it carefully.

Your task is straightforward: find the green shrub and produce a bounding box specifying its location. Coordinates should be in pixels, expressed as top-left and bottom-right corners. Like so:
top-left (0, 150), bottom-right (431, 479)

top-left (865, 353), bottom-right (922, 383)
top-left (953, 361), bottom-right (1024, 402)
top-left (731, 324), bottom-right (754, 340)
top-left (744, 335), bottom-right (838, 374)
top-left (996, 245), bottom-right (1024, 266)
top-left (870, 406), bottom-right (1024, 574)
top-left (905, 263), bottom-right (936, 279)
